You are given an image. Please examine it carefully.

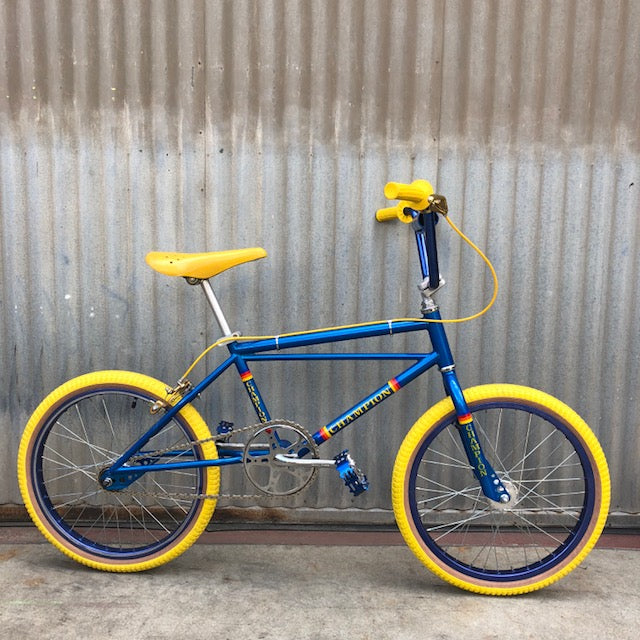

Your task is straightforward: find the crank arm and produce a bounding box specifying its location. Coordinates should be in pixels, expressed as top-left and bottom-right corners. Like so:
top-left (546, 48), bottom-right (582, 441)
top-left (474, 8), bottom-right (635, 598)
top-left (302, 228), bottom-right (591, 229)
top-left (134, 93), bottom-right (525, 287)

top-left (274, 453), bottom-right (336, 467)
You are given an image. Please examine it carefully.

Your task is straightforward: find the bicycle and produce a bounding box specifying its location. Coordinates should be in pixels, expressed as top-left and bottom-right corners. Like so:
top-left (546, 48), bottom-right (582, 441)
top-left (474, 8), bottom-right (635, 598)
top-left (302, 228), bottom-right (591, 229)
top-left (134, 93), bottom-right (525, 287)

top-left (17, 179), bottom-right (610, 595)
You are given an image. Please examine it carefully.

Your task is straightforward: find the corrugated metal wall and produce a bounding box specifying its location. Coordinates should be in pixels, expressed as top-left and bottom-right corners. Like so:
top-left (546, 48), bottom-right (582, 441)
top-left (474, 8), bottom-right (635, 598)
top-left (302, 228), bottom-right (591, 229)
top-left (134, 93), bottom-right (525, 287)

top-left (1, 0), bottom-right (638, 526)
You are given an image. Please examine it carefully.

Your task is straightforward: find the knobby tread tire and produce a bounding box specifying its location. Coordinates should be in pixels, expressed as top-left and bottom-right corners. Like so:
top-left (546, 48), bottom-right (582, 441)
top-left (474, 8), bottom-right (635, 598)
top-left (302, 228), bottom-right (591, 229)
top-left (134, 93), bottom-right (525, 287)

top-left (392, 384), bottom-right (610, 595)
top-left (18, 370), bottom-right (219, 572)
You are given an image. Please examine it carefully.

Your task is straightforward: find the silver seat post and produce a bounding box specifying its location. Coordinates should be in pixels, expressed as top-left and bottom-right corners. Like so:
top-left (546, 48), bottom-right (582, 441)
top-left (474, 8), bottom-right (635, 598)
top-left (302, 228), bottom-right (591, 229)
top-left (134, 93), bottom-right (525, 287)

top-left (200, 280), bottom-right (233, 337)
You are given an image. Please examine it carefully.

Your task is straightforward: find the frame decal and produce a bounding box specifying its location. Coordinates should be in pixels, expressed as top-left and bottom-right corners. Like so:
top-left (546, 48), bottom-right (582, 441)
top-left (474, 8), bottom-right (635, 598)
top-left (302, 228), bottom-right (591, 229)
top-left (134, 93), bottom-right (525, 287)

top-left (240, 367), bottom-right (269, 423)
top-left (316, 379), bottom-right (401, 442)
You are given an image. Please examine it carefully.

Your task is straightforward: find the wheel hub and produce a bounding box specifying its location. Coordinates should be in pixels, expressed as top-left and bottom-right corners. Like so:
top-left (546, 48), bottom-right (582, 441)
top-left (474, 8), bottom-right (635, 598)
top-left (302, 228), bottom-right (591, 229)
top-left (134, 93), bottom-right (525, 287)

top-left (488, 479), bottom-right (518, 510)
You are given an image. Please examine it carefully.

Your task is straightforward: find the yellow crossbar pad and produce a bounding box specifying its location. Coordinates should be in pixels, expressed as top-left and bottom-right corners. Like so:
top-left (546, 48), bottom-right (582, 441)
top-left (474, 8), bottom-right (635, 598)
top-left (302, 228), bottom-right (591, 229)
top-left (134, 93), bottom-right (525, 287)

top-left (146, 247), bottom-right (267, 279)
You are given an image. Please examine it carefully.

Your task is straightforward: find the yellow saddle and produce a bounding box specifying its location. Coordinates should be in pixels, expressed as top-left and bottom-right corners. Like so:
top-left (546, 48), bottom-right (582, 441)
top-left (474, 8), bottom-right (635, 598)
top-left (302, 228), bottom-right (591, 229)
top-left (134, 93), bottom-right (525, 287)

top-left (145, 247), bottom-right (267, 280)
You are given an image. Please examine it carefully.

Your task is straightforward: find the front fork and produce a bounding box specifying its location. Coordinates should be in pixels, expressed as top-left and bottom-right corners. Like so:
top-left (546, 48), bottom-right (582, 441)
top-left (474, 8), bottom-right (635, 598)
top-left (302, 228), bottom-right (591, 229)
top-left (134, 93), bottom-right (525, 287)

top-left (426, 308), bottom-right (510, 504)
top-left (440, 369), bottom-right (510, 504)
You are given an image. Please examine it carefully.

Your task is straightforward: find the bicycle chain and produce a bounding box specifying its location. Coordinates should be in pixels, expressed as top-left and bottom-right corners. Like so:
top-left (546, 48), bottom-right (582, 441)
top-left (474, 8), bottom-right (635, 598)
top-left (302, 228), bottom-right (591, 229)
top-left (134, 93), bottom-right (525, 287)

top-left (117, 419), bottom-right (315, 503)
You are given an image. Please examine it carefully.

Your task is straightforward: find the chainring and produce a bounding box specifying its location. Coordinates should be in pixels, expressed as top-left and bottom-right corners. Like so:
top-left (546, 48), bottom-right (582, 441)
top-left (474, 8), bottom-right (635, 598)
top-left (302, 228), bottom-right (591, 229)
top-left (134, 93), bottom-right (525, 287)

top-left (242, 422), bottom-right (319, 496)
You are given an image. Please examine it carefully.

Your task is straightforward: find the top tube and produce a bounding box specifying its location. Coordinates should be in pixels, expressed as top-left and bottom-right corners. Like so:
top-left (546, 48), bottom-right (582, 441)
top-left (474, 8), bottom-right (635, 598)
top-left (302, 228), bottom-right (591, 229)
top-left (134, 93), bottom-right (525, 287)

top-left (230, 320), bottom-right (431, 355)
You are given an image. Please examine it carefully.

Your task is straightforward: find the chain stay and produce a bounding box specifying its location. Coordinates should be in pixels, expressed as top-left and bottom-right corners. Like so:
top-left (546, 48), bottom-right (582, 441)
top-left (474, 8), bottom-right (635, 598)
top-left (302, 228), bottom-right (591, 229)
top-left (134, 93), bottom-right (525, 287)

top-left (119, 419), bottom-right (314, 502)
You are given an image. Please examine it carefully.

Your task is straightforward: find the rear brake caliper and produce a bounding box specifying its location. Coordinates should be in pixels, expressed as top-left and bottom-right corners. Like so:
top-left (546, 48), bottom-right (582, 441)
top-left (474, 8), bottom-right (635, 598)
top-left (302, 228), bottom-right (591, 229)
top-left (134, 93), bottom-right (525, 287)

top-left (150, 378), bottom-right (193, 414)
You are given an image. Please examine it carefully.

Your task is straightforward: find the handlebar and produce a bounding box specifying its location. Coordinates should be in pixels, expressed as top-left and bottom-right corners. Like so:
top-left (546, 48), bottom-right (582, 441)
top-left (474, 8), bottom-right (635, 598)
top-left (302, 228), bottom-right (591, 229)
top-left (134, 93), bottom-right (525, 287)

top-left (376, 179), bottom-right (434, 223)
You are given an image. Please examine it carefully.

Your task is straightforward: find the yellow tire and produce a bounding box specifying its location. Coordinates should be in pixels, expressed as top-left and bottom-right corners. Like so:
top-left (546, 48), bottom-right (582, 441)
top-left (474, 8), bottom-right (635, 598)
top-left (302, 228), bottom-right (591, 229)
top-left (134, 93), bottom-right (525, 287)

top-left (18, 370), bottom-right (219, 572)
top-left (392, 384), bottom-right (610, 595)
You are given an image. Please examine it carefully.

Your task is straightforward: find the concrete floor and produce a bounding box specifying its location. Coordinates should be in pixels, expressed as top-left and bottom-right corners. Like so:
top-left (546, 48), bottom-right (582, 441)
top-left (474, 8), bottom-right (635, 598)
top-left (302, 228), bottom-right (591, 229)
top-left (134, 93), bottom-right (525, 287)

top-left (0, 529), bottom-right (638, 640)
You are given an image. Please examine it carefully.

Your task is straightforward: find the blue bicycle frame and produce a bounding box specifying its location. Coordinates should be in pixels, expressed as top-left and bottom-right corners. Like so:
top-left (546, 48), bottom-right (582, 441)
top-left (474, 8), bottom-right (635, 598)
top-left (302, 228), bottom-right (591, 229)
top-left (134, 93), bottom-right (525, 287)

top-left (104, 211), bottom-right (509, 503)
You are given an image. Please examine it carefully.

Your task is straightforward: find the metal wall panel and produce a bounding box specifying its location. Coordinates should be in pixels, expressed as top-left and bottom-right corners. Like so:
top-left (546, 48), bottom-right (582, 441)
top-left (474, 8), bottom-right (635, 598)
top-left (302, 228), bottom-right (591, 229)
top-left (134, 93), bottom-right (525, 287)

top-left (1, 0), bottom-right (638, 525)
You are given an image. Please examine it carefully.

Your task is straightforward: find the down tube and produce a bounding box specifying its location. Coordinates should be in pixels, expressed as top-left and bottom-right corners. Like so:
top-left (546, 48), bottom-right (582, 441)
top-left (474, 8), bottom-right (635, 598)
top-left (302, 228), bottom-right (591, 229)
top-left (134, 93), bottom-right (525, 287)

top-left (312, 352), bottom-right (440, 445)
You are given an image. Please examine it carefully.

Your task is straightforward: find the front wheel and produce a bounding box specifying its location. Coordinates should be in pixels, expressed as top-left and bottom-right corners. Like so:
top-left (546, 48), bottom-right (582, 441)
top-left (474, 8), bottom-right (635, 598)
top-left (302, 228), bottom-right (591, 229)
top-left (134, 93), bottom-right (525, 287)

top-left (392, 384), bottom-right (610, 595)
top-left (17, 370), bottom-right (220, 572)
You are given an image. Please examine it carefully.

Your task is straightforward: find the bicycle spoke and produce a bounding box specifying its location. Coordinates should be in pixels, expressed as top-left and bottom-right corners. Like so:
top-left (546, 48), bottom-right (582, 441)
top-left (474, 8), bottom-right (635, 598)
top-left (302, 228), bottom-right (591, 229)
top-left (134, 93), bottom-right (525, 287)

top-left (50, 421), bottom-right (121, 460)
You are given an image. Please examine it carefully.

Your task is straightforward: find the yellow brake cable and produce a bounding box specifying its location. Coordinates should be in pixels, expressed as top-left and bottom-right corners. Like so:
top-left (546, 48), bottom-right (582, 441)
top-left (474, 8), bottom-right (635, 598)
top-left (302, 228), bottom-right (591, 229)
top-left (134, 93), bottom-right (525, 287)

top-left (180, 211), bottom-right (498, 381)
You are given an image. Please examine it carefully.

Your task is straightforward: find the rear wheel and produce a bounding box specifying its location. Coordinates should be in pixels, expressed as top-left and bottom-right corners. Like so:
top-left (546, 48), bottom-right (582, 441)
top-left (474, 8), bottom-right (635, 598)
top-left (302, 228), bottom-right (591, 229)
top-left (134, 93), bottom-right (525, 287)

top-left (392, 384), bottom-right (610, 595)
top-left (18, 370), bottom-right (219, 571)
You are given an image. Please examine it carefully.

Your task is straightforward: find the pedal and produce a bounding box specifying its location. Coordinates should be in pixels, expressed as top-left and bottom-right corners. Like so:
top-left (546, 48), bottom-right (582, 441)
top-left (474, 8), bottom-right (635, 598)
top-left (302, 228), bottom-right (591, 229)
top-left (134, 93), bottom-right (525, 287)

top-left (334, 450), bottom-right (369, 496)
top-left (216, 420), bottom-right (234, 441)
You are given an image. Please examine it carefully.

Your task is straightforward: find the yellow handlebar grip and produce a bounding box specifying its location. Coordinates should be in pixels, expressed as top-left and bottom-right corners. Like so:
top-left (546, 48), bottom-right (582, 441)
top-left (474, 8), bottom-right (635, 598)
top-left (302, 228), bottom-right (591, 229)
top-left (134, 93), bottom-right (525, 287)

top-left (376, 205), bottom-right (401, 222)
top-left (375, 202), bottom-right (415, 224)
top-left (384, 179), bottom-right (434, 210)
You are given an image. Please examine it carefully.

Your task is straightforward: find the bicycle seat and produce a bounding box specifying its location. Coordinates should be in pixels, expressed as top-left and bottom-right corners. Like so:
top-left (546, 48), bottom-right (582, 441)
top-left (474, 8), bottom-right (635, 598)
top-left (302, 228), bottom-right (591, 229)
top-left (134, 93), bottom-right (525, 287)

top-left (145, 247), bottom-right (267, 279)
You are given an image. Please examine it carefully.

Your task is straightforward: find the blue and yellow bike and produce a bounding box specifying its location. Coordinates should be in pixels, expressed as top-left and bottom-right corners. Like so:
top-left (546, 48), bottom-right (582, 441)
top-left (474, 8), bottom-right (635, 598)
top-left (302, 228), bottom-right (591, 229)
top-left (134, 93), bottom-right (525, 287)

top-left (17, 179), bottom-right (610, 595)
